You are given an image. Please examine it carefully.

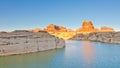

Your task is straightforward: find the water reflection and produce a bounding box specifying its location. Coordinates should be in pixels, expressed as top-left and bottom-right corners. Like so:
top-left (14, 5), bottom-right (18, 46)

top-left (65, 41), bottom-right (79, 60)
top-left (0, 49), bottom-right (63, 68)
top-left (81, 41), bottom-right (95, 68)
top-left (1, 41), bottom-right (120, 68)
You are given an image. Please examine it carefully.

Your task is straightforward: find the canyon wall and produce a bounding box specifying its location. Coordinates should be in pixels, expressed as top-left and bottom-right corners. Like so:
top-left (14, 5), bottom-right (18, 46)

top-left (0, 30), bottom-right (65, 56)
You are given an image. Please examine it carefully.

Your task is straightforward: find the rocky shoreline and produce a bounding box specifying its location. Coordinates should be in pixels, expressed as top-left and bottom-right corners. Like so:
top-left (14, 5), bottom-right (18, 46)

top-left (0, 30), bottom-right (65, 56)
top-left (70, 32), bottom-right (120, 44)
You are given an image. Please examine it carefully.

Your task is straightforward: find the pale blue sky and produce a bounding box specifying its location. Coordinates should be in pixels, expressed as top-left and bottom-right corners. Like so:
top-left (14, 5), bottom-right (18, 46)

top-left (0, 0), bottom-right (120, 31)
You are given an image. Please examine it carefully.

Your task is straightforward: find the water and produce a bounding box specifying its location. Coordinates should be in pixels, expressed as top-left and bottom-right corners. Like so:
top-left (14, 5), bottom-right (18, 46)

top-left (0, 40), bottom-right (120, 68)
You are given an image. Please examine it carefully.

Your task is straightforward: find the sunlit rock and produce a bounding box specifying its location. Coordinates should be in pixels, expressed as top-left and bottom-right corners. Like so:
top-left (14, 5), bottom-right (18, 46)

top-left (100, 26), bottom-right (114, 32)
top-left (44, 24), bottom-right (67, 32)
top-left (76, 20), bottom-right (99, 33)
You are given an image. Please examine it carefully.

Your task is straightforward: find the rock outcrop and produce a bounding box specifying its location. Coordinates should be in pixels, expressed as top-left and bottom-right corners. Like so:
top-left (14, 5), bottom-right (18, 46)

top-left (26, 20), bottom-right (115, 40)
top-left (70, 32), bottom-right (120, 44)
top-left (76, 20), bottom-right (99, 33)
top-left (76, 20), bottom-right (114, 33)
top-left (0, 30), bottom-right (65, 56)
top-left (100, 26), bottom-right (114, 32)
top-left (44, 24), bottom-right (67, 32)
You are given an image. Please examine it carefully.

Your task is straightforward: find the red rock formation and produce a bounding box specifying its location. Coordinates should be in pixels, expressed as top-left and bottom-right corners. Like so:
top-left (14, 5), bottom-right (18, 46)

top-left (30, 20), bottom-right (115, 34)
top-left (58, 26), bottom-right (67, 32)
top-left (82, 20), bottom-right (94, 30)
top-left (76, 20), bottom-right (99, 33)
top-left (44, 24), bottom-right (67, 32)
top-left (100, 26), bottom-right (114, 32)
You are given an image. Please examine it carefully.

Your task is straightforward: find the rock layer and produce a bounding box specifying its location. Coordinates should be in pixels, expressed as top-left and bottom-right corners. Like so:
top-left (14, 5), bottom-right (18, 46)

top-left (0, 30), bottom-right (65, 56)
top-left (70, 32), bottom-right (120, 44)
top-left (28, 20), bottom-right (115, 40)
top-left (44, 24), bottom-right (67, 32)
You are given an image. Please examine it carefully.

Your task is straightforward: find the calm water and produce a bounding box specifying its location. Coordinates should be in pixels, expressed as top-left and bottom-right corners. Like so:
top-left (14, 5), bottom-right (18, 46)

top-left (1, 41), bottom-right (120, 68)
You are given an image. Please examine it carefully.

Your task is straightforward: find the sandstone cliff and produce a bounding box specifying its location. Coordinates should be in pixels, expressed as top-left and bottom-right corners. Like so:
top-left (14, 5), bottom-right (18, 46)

top-left (0, 30), bottom-right (65, 56)
top-left (76, 20), bottom-right (114, 33)
top-left (44, 24), bottom-right (76, 40)
top-left (76, 20), bottom-right (99, 33)
top-left (100, 26), bottom-right (114, 32)
top-left (44, 24), bottom-right (67, 32)
top-left (28, 20), bottom-right (115, 40)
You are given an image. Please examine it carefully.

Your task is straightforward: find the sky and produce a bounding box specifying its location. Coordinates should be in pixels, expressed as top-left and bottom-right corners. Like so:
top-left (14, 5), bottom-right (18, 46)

top-left (0, 0), bottom-right (120, 31)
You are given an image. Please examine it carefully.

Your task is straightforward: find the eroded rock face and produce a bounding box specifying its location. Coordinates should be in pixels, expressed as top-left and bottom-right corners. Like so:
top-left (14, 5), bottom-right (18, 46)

top-left (44, 24), bottom-right (76, 40)
top-left (71, 32), bottom-right (120, 44)
top-left (0, 30), bottom-right (65, 56)
top-left (100, 26), bottom-right (114, 32)
top-left (27, 20), bottom-right (115, 40)
top-left (76, 20), bottom-right (114, 33)
top-left (76, 20), bottom-right (99, 33)
top-left (82, 20), bottom-right (94, 30)
top-left (44, 24), bottom-right (67, 32)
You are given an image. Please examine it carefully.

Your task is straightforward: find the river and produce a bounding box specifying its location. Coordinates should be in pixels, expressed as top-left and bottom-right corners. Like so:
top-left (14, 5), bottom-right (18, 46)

top-left (0, 40), bottom-right (120, 68)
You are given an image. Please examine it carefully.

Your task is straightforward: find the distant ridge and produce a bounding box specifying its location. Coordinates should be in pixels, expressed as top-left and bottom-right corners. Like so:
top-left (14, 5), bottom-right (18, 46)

top-left (30, 20), bottom-right (114, 33)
